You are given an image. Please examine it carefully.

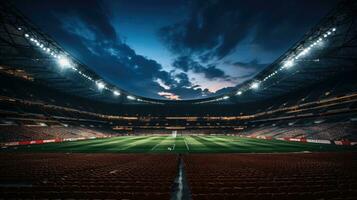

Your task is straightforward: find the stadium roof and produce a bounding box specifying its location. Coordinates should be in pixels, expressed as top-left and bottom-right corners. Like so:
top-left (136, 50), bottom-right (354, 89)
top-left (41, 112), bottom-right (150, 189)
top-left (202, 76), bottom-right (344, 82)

top-left (0, 1), bottom-right (356, 105)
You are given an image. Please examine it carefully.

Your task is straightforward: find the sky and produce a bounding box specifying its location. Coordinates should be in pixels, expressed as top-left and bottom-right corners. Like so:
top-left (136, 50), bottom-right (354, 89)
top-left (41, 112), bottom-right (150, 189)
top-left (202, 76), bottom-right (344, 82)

top-left (13, 0), bottom-right (337, 100)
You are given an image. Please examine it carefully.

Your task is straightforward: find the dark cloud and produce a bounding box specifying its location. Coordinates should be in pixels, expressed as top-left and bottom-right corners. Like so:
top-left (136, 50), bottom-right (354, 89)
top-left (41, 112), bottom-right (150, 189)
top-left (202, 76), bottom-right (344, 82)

top-left (13, 0), bottom-right (210, 99)
top-left (172, 56), bottom-right (228, 79)
top-left (231, 59), bottom-right (267, 71)
top-left (214, 86), bottom-right (237, 96)
top-left (157, 0), bottom-right (336, 98)
top-left (174, 72), bottom-right (192, 88)
top-left (159, 0), bottom-right (337, 60)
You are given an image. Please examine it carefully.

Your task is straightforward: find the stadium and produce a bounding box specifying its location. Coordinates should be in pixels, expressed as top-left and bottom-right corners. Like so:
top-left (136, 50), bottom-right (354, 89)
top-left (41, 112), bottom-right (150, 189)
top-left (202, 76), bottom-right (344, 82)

top-left (0, 0), bottom-right (357, 199)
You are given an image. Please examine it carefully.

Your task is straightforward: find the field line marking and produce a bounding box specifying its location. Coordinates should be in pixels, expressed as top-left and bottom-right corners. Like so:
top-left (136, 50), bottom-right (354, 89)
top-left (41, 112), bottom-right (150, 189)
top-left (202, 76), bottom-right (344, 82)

top-left (151, 143), bottom-right (160, 151)
top-left (184, 137), bottom-right (190, 151)
top-left (151, 136), bottom-right (167, 151)
top-left (151, 139), bottom-right (162, 150)
top-left (120, 136), bottom-right (155, 150)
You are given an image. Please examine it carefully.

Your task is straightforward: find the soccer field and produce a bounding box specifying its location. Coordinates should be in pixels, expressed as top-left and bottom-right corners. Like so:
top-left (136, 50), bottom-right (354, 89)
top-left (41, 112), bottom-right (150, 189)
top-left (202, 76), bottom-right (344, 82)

top-left (2, 135), bottom-right (356, 153)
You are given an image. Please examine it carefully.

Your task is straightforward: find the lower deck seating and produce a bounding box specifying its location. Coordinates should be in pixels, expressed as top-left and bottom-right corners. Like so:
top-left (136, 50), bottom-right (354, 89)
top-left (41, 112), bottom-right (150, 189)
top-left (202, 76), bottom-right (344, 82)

top-left (0, 153), bottom-right (356, 199)
top-left (0, 153), bottom-right (178, 199)
top-left (184, 153), bottom-right (357, 200)
top-left (0, 126), bottom-right (117, 143)
top-left (242, 122), bottom-right (357, 141)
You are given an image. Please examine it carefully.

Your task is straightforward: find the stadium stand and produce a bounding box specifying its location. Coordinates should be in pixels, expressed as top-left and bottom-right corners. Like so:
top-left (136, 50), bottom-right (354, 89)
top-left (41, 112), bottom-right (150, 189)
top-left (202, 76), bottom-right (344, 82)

top-left (184, 153), bottom-right (357, 200)
top-left (0, 125), bottom-right (117, 143)
top-left (0, 153), bottom-right (178, 199)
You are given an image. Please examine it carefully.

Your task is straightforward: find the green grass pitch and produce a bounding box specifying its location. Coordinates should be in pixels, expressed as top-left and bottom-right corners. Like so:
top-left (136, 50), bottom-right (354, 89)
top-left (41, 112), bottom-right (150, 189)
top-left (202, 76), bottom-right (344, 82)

top-left (2, 135), bottom-right (356, 153)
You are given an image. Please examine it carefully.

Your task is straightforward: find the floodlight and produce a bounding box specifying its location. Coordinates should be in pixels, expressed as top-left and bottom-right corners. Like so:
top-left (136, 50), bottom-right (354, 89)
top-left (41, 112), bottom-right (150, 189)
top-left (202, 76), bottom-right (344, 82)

top-left (127, 95), bottom-right (136, 100)
top-left (283, 60), bottom-right (294, 68)
top-left (250, 82), bottom-right (260, 89)
top-left (57, 57), bottom-right (71, 68)
top-left (237, 91), bottom-right (242, 95)
top-left (113, 90), bottom-right (120, 96)
top-left (223, 96), bottom-right (230, 100)
top-left (96, 81), bottom-right (105, 90)
top-left (24, 34), bottom-right (29, 38)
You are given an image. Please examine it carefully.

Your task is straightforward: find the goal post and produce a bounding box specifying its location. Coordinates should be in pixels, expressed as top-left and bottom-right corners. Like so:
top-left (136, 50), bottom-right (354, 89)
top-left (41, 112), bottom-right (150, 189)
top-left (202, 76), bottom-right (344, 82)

top-left (172, 130), bottom-right (177, 138)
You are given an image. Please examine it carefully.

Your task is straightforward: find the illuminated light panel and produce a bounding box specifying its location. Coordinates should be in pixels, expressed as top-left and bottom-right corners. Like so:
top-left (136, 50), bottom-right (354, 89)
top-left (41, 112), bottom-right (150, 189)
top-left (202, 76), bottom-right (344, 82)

top-left (96, 81), bottom-right (105, 90)
top-left (236, 91), bottom-right (242, 95)
top-left (250, 82), bottom-right (260, 89)
top-left (113, 90), bottom-right (120, 96)
top-left (57, 57), bottom-right (71, 68)
top-left (127, 95), bottom-right (136, 100)
top-left (283, 60), bottom-right (294, 68)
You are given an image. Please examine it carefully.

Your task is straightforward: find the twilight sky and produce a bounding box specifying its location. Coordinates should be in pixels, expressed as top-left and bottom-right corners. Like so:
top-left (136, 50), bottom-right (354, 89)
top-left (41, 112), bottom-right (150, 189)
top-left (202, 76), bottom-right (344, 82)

top-left (13, 0), bottom-right (337, 100)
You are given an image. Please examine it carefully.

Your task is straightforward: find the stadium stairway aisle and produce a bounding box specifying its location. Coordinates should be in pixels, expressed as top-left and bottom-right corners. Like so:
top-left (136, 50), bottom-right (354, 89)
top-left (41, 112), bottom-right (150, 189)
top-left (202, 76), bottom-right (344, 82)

top-left (0, 153), bottom-right (178, 199)
top-left (183, 153), bottom-right (357, 200)
top-left (171, 155), bottom-right (192, 200)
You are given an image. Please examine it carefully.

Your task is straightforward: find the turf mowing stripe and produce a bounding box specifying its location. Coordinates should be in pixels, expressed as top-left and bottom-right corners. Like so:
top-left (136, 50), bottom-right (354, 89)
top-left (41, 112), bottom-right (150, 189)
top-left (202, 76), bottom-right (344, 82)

top-left (185, 136), bottom-right (209, 151)
top-left (151, 136), bottom-right (169, 151)
top-left (52, 136), bottom-right (148, 152)
top-left (199, 136), bottom-right (235, 148)
top-left (151, 136), bottom-right (178, 152)
top-left (190, 136), bottom-right (233, 152)
top-left (184, 136), bottom-right (208, 151)
top-left (120, 136), bottom-right (163, 152)
top-left (206, 136), bottom-right (254, 150)
top-left (172, 137), bottom-right (188, 152)
top-left (216, 136), bottom-right (309, 152)
top-left (44, 137), bottom-right (119, 149)
top-left (183, 137), bottom-right (190, 151)
top-left (75, 136), bottom-right (136, 147)
top-left (74, 136), bottom-right (152, 152)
